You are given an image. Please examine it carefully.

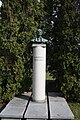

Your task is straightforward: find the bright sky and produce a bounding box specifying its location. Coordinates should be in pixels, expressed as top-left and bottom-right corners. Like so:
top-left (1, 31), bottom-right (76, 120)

top-left (0, 1), bottom-right (2, 7)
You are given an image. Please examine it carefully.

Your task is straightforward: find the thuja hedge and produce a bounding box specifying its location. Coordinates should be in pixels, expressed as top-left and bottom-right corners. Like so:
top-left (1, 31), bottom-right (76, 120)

top-left (0, 0), bottom-right (45, 101)
top-left (0, 16), bottom-right (32, 101)
top-left (45, 0), bottom-right (80, 102)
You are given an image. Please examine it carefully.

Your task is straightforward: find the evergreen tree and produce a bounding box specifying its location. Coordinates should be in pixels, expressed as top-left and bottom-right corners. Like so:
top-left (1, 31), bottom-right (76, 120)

top-left (45, 0), bottom-right (80, 102)
top-left (0, 0), bottom-right (45, 101)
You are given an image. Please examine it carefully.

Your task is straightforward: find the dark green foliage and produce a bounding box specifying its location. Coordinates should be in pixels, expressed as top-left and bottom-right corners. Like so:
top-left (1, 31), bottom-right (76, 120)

top-left (0, 0), bottom-right (80, 102)
top-left (0, 0), bottom-right (45, 101)
top-left (45, 0), bottom-right (80, 102)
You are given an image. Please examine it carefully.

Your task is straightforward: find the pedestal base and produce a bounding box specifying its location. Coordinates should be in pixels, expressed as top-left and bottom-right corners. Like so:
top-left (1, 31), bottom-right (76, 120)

top-left (31, 96), bottom-right (47, 103)
top-left (0, 92), bottom-right (74, 120)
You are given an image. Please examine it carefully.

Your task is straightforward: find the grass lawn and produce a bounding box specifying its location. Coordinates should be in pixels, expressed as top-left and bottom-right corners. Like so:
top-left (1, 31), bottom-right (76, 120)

top-left (46, 72), bottom-right (54, 80)
top-left (69, 102), bottom-right (80, 120)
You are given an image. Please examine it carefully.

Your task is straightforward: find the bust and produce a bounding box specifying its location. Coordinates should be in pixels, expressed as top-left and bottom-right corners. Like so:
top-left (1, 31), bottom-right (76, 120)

top-left (31, 29), bottom-right (48, 43)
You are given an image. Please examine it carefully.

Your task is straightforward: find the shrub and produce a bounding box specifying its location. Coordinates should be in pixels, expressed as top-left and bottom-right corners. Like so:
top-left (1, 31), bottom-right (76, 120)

top-left (0, 0), bottom-right (45, 101)
top-left (45, 0), bottom-right (80, 102)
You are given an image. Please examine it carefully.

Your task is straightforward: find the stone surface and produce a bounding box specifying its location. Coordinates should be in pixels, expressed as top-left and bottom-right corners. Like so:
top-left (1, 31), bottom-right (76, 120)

top-left (0, 92), bottom-right (74, 120)
top-left (24, 97), bottom-right (48, 119)
top-left (48, 92), bottom-right (74, 119)
top-left (0, 93), bottom-right (31, 119)
top-left (32, 44), bottom-right (46, 102)
top-left (1, 119), bottom-right (20, 120)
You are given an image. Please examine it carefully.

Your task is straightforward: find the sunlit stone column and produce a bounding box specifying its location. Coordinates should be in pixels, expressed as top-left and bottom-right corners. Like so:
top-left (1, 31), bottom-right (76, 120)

top-left (32, 43), bottom-right (46, 102)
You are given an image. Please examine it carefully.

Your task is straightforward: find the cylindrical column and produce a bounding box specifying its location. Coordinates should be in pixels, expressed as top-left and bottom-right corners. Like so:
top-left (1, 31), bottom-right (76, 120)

top-left (32, 43), bottom-right (46, 102)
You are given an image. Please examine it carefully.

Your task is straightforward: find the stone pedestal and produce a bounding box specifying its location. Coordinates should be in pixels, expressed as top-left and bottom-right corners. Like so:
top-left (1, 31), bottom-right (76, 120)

top-left (0, 92), bottom-right (74, 120)
top-left (32, 44), bottom-right (46, 102)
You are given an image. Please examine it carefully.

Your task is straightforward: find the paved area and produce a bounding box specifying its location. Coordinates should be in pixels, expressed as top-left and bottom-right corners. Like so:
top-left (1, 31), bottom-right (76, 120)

top-left (24, 98), bottom-right (48, 119)
top-left (0, 92), bottom-right (31, 119)
top-left (0, 92), bottom-right (74, 120)
top-left (48, 92), bottom-right (74, 119)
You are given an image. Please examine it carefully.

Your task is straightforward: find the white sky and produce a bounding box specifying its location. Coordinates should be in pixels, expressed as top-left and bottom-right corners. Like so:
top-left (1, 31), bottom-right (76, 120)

top-left (0, 1), bottom-right (2, 8)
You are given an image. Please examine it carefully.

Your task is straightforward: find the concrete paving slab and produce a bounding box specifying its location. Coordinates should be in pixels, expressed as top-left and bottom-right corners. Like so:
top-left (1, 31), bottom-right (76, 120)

top-left (48, 92), bottom-right (74, 119)
top-left (24, 97), bottom-right (48, 119)
top-left (1, 119), bottom-right (20, 120)
top-left (0, 93), bottom-right (31, 119)
top-left (0, 105), bottom-right (26, 118)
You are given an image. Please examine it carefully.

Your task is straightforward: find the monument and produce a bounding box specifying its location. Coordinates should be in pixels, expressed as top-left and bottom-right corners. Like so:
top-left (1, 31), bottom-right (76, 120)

top-left (31, 29), bottom-right (48, 102)
top-left (0, 29), bottom-right (74, 120)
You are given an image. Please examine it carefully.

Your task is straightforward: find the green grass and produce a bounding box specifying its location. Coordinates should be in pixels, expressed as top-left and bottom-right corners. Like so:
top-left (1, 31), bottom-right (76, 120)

top-left (46, 72), bottom-right (54, 80)
top-left (69, 102), bottom-right (80, 120)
